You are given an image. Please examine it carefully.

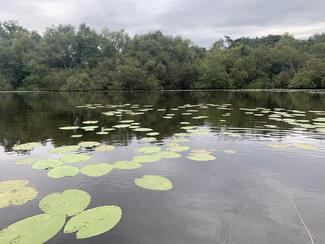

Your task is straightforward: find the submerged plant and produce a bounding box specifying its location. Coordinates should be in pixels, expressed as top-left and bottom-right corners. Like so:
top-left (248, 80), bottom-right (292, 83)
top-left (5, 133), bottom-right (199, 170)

top-left (61, 154), bottom-right (90, 163)
top-left (186, 149), bottom-right (216, 161)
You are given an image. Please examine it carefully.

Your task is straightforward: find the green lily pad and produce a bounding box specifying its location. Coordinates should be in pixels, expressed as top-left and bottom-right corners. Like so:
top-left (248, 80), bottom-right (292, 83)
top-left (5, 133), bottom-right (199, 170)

top-left (154, 151), bottom-right (181, 159)
top-left (64, 205), bottom-right (122, 239)
top-left (134, 175), bottom-right (173, 191)
top-left (119, 120), bottom-right (134, 123)
top-left (59, 126), bottom-right (79, 130)
top-left (48, 145), bottom-right (80, 154)
top-left (224, 149), bottom-right (236, 154)
top-left (132, 155), bottom-right (161, 164)
top-left (95, 145), bottom-right (115, 152)
top-left (133, 128), bottom-right (153, 132)
top-left (96, 131), bottom-right (109, 135)
top-left (82, 121), bottom-right (98, 124)
top-left (61, 154), bottom-right (90, 163)
top-left (71, 134), bottom-right (83, 138)
top-left (186, 150), bottom-right (216, 161)
top-left (113, 161), bottom-right (142, 170)
top-left (47, 166), bottom-right (80, 179)
top-left (293, 143), bottom-right (318, 151)
top-left (140, 137), bottom-right (157, 142)
top-left (167, 143), bottom-right (190, 152)
top-left (0, 214), bottom-right (65, 244)
top-left (39, 189), bottom-right (90, 217)
top-left (137, 146), bottom-right (161, 154)
top-left (81, 126), bottom-right (99, 131)
top-left (13, 142), bottom-right (40, 151)
top-left (0, 180), bottom-right (38, 208)
top-left (78, 141), bottom-right (101, 148)
top-left (268, 143), bottom-right (289, 150)
top-left (113, 124), bottom-right (130, 128)
top-left (16, 157), bottom-right (39, 165)
top-left (32, 159), bottom-right (63, 170)
top-left (80, 163), bottom-right (112, 177)
top-left (146, 132), bottom-right (160, 136)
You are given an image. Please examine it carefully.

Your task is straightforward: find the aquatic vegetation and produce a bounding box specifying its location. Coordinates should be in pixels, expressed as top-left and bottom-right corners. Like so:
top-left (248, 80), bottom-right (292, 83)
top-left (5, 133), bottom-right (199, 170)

top-left (113, 161), bottom-right (142, 170)
top-left (80, 125), bottom-right (99, 131)
top-left (113, 124), bottom-right (131, 128)
top-left (64, 205), bottom-right (122, 239)
top-left (137, 146), bottom-right (161, 154)
top-left (47, 166), bottom-right (80, 179)
top-left (186, 149), bottom-right (216, 161)
top-left (32, 159), bottom-right (63, 170)
top-left (146, 132), bottom-right (159, 136)
top-left (0, 214), bottom-right (65, 244)
top-left (96, 131), bottom-right (109, 135)
top-left (134, 175), bottom-right (173, 191)
top-left (95, 145), bottom-right (115, 152)
top-left (154, 151), bottom-right (181, 159)
top-left (267, 143), bottom-right (290, 150)
top-left (39, 189), bottom-right (90, 217)
top-left (133, 127), bottom-right (153, 132)
top-left (224, 149), bottom-right (236, 154)
top-left (140, 137), bottom-right (157, 142)
top-left (59, 126), bottom-right (79, 130)
top-left (48, 145), bottom-right (80, 154)
top-left (13, 142), bottom-right (40, 151)
top-left (0, 180), bottom-right (37, 208)
top-left (78, 141), bottom-right (101, 148)
top-left (71, 134), bottom-right (83, 138)
top-left (61, 154), bottom-right (90, 163)
top-left (292, 143), bottom-right (318, 151)
top-left (167, 143), bottom-right (190, 152)
top-left (82, 121), bottom-right (98, 124)
top-left (80, 163), bottom-right (112, 177)
top-left (119, 120), bottom-right (134, 123)
top-left (16, 157), bottom-right (39, 165)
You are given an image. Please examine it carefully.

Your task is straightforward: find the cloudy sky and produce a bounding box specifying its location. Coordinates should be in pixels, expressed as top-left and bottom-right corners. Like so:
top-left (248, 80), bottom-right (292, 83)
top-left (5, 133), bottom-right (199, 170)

top-left (0, 0), bottom-right (325, 47)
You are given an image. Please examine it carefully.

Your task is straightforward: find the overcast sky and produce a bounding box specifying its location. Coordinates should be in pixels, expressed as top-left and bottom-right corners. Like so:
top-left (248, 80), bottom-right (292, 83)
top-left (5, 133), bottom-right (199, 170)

top-left (1, 0), bottom-right (325, 47)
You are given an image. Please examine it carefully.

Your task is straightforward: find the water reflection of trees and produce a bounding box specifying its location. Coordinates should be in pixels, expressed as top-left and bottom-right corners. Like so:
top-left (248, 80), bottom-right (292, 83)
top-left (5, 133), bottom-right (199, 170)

top-left (0, 91), bottom-right (324, 151)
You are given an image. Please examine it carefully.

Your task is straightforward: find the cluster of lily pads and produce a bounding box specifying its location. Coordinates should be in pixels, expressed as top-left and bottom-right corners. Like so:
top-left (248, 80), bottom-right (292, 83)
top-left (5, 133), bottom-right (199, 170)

top-left (3, 102), bottom-right (324, 243)
top-left (0, 189), bottom-right (122, 243)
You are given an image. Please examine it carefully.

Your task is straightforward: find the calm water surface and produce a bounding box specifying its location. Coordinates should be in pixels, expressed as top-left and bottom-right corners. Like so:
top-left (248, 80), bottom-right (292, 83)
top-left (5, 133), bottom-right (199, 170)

top-left (0, 91), bottom-right (325, 244)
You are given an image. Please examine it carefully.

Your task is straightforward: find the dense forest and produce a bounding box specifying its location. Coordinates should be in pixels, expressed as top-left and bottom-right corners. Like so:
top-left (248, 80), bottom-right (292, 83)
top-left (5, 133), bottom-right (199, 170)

top-left (1, 20), bottom-right (325, 90)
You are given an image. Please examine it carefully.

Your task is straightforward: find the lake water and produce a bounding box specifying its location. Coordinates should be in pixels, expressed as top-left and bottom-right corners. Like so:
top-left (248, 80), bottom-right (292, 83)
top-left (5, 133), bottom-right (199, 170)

top-left (0, 91), bottom-right (325, 244)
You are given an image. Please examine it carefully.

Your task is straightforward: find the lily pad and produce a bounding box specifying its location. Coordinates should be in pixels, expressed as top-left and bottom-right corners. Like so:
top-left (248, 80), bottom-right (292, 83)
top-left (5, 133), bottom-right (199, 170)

top-left (154, 151), bottom-right (181, 159)
top-left (134, 175), bottom-right (173, 191)
top-left (133, 128), bottom-right (153, 132)
top-left (0, 180), bottom-right (38, 208)
top-left (80, 163), bottom-right (112, 177)
top-left (186, 150), bottom-right (216, 161)
top-left (293, 143), bottom-right (318, 151)
top-left (0, 214), bottom-right (65, 244)
top-left (39, 189), bottom-right (90, 217)
top-left (47, 166), bottom-right (80, 179)
top-left (167, 143), bottom-right (190, 152)
top-left (140, 137), bottom-right (157, 142)
top-left (78, 141), bottom-right (101, 148)
top-left (59, 126), bottom-right (79, 130)
top-left (61, 154), bottom-right (90, 164)
top-left (137, 146), bottom-right (161, 154)
top-left (113, 124), bottom-right (130, 128)
top-left (71, 134), bottom-right (83, 138)
top-left (82, 121), bottom-right (98, 124)
top-left (32, 159), bottom-right (63, 170)
top-left (113, 161), bottom-right (142, 170)
top-left (13, 142), bottom-right (40, 151)
top-left (95, 145), bottom-right (115, 152)
top-left (48, 145), bottom-right (80, 154)
top-left (64, 205), bottom-right (122, 239)
top-left (146, 132), bottom-right (160, 136)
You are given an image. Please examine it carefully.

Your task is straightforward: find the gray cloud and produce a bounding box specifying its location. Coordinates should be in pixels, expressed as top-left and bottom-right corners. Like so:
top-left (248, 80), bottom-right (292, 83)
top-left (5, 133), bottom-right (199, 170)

top-left (0, 0), bottom-right (325, 47)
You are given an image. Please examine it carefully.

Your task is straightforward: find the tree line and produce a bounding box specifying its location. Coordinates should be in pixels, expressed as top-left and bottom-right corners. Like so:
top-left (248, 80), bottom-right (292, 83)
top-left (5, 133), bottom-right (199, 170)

top-left (1, 20), bottom-right (325, 90)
